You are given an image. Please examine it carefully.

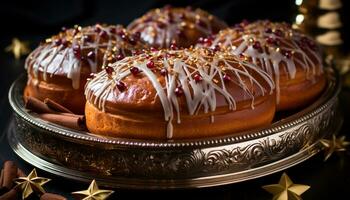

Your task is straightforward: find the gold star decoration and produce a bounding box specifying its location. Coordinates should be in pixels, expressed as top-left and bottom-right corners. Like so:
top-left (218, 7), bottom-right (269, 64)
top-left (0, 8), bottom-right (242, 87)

top-left (320, 135), bottom-right (350, 161)
top-left (262, 172), bottom-right (310, 200)
top-left (72, 180), bottom-right (114, 200)
top-left (14, 168), bottom-right (51, 199)
top-left (5, 38), bottom-right (30, 59)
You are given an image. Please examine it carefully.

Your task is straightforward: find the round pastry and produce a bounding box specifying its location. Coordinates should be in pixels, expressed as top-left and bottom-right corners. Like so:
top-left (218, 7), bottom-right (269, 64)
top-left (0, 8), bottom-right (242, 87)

top-left (199, 20), bottom-right (326, 111)
top-left (127, 6), bottom-right (227, 48)
top-left (84, 48), bottom-right (276, 140)
top-left (24, 24), bottom-right (146, 114)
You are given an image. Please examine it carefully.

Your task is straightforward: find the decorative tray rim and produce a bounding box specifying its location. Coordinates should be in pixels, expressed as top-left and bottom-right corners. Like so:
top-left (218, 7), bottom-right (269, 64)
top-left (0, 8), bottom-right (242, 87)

top-left (9, 69), bottom-right (340, 148)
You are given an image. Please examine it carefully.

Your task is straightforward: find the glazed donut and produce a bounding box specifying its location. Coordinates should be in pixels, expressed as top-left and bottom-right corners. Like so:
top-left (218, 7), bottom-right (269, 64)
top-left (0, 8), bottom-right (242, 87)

top-left (24, 24), bottom-right (146, 114)
top-left (127, 6), bottom-right (227, 48)
top-left (199, 20), bottom-right (326, 111)
top-left (84, 48), bottom-right (276, 140)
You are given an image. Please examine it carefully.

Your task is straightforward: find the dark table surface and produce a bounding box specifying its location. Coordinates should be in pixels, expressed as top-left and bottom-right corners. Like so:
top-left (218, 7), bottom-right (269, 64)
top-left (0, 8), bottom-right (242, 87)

top-left (1, 1), bottom-right (350, 199)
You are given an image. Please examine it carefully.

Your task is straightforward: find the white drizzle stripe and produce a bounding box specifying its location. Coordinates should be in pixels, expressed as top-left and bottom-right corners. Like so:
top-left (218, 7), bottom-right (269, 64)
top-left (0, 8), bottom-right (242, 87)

top-left (85, 49), bottom-right (274, 139)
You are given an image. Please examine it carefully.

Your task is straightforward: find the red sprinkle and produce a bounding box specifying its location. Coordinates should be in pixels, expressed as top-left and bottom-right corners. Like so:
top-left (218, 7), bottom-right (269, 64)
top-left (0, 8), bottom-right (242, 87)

top-left (117, 29), bottom-right (126, 37)
top-left (82, 35), bottom-right (92, 43)
top-left (252, 41), bottom-right (263, 52)
top-left (150, 47), bottom-right (158, 52)
top-left (160, 68), bottom-right (168, 76)
top-left (130, 67), bottom-right (140, 75)
top-left (203, 38), bottom-right (212, 46)
top-left (99, 30), bottom-right (108, 39)
top-left (197, 37), bottom-right (205, 44)
top-left (157, 22), bottom-right (166, 29)
top-left (223, 74), bottom-right (231, 82)
top-left (73, 28), bottom-right (79, 36)
top-left (61, 39), bottom-right (68, 47)
top-left (54, 39), bottom-right (62, 46)
top-left (282, 50), bottom-right (292, 59)
top-left (109, 57), bottom-right (116, 63)
top-left (194, 73), bottom-right (203, 83)
top-left (88, 73), bottom-right (96, 79)
top-left (95, 25), bottom-right (101, 33)
top-left (105, 66), bottom-right (114, 75)
top-left (170, 43), bottom-right (178, 50)
top-left (265, 28), bottom-right (272, 33)
top-left (109, 27), bottom-right (117, 34)
top-left (252, 41), bottom-right (261, 49)
top-left (274, 29), bottom-right (283, 37)
top-left (239, 53), bottom-right (245, 59)
top-left (211, 45), bottom-right (220, 52)
top-left (116, 81), bottom-right (126, 92)
top-left (87, 51), bottom-right (95, 61)
top-left (72, 44), bottom-right (81, 59)
top-left (174, 86), bottom-right (184, 97)
top-left (196, 20), bottom-right (206, 28)
top-left (116, 53), bottom-right (124, 61)
top-left (121, 34), bottom-right (128, 41)
top-left (146, 60), bottom-right (155, 68)
top-left (266, 37), bottom-right (275, 44)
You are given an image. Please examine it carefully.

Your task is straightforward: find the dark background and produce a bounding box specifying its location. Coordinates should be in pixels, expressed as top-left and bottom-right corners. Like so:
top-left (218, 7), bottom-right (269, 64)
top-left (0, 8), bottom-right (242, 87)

top-left (1, 1), bottom-right (350, 199)
top-left (0, 0), bottom-right (349, 47)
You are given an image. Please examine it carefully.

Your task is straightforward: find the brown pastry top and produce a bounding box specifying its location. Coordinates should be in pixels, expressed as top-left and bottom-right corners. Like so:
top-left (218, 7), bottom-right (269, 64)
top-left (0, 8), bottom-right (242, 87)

top-left (127, 6), bottom-right (227, 48)
top-left (198, 20), bottom-right (324, 102)
top-left (26, 24), bottom-right (147, 89)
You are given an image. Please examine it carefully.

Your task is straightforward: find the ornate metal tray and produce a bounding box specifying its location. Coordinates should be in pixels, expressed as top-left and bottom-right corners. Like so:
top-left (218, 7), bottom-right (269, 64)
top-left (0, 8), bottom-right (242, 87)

top-left (7, 69), bottom-right (342, 189)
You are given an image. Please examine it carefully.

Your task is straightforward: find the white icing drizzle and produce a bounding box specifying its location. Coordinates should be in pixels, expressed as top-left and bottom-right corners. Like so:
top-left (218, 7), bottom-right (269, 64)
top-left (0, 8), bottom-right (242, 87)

top-left (207, 20), bottom-right (323, 103)
top-left (85, 48), bottom-right (274, 139)
top-left (127, 6), bottom-right (226, 48)
top-left (25, 24), bottom-right (144, 89)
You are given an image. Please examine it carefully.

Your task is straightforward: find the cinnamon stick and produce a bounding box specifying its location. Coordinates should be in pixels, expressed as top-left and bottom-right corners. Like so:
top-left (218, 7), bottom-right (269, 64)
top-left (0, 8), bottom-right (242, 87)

top-left (17, 169), bottom-right (26, 178)
top-left (25, 97), bottom-right (57, 114)
top-left (44, 98), bottom-right (73, 114)
top-left (38, 113), bottom-right (85, 130)
top-left (2, 161), bottom-right (17, 189)
top-left (0, 189), bottom-right (18, 200)
top-left (40, 193), bottom-right (67, 200)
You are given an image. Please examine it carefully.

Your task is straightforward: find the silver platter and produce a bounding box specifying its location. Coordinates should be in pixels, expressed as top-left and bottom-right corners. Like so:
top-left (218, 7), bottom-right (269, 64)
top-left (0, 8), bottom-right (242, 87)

top-left (8, 69), bottom-right (342, 189)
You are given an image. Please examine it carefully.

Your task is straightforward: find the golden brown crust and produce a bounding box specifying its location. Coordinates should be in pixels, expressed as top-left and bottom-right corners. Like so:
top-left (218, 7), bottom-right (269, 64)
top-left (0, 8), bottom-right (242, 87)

top-left (85, 95), bottom-right (275, 140)
top-left (127, 6), bottom-right (227, 48)
top-left (278, 73), bottom-right (326, 110)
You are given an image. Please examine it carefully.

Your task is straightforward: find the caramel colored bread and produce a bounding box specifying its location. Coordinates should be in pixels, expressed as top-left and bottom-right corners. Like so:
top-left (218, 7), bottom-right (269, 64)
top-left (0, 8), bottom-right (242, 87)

top-left (127, 6), bottom-right (227, 48)
top-left (24, 24), bottom-right (146, 114)
top-left (85, 48), bottom-right (276, 140)
top-left (200, 20), bottom-right (326, 111)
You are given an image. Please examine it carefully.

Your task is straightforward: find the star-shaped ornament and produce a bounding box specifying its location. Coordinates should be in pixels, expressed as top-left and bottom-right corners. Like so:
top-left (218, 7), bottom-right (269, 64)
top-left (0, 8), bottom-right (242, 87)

top-left (320, 135), bottom-right (350, 161)
top-left (72, 180), bottom-right (114, 200)
top-left (262, 172), bottom-right (310, 200)
top-left (5, 38), bottom-right (30, 59)
top-left (14, 168), bottom-right (51, 199)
